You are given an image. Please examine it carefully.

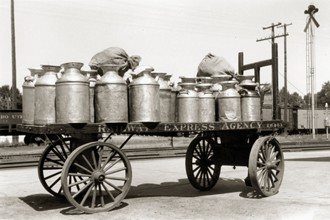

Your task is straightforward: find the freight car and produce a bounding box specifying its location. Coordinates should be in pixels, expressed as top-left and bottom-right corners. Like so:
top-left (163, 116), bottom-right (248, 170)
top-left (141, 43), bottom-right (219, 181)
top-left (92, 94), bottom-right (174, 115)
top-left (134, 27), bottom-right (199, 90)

top-left (262, 106), bottom-right (328, 134)
top-left (0, 109), bottom-right (45, 145)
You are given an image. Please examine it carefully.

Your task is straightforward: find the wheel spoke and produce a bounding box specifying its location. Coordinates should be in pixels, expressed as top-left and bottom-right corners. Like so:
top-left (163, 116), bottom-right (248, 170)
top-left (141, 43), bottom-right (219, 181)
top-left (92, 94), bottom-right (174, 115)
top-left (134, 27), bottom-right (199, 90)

top-left (101, 182), bottom-right (115, 201)
top-left (49, 176), bottom-right (61, 189)
top-left (270, 170), bottom-right (278, 182)
top-left (44, 171), bottom-right (61, 180)
top-left (98, 147), bottom-right (104, 169)
top-left (91, 185), bottom-right (97, 208)
top-left (104, 180), bottom-right (123, 193)
top-left (80, 183), bottom-right (94, 206)
top-left (192, 154), bottom-right (200, 160)
top-left (68, 178), bottom-right (90, 188)
top-left (193, 166), bottom-right (200, 173)
top-left (58, 142), bottom-right (68, 159)
top-left (101, 150), bottom-right (118, 170)
top-left (106, 176), bottom-right (128, 181)
top-left (91, 150), bottom-right (98, 169)
top-left (193, 148), bottom-right (202, 159)
top-left (104, 158), bottom-right (121, 173)
top-left (82, 154), bottom-right (95, 172)
top-left (45, 157), bottom-right (64, 166)
top-left (51, 147), bottom-right (66, 162)
top-left (98, 183), bottom-right (105, 207)
top-left (195, 168), bottom-right (202, 179)
top-left (269, 151), bottom-right (279, 162)
top-left (73, 162), bottom-right (92, 174)
top-left (72, 181), bottom-right (93, 199)
top-left (68, 173), bottom-right (91, 178)
top-left (72, 176), bottom-right (81, 191)
top-left (105, 167), bottom-right (126, 175)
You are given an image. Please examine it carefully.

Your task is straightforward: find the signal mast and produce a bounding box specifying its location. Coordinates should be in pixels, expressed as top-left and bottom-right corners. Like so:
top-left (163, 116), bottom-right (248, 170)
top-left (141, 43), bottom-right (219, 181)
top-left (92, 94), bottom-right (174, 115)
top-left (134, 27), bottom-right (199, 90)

top-left (304, 4), bottom-right (320, 139)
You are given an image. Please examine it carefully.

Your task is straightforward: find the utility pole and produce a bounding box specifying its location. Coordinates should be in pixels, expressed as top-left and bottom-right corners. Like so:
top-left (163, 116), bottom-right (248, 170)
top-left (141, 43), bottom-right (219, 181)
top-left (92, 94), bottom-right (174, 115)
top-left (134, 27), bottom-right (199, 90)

top-left (277, 23), bottom-right (292, 123)
top-left (257, 22), bottom-right (289, 122)
top-left (11, 0), bottom-right (17, 110)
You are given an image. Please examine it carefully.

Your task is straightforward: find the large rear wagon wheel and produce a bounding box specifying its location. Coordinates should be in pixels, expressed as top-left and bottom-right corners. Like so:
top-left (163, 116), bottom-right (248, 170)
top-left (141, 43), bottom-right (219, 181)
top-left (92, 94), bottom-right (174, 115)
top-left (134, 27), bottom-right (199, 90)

top-left (185, 136), bottom-right (220, 191)
top-left (61, 142), bottom-right (132, 213)
top-left (38, 138), bottom-right (72, 198)
top-left (248, 136), bottom-right (284, 197)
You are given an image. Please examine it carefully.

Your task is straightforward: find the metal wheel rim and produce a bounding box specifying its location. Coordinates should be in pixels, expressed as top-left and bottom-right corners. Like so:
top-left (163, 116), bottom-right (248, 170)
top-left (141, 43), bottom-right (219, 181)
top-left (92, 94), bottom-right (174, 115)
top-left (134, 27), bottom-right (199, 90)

top-left (38, 138), bottom-right (72, 198)
top-left (186, 137), bottom-right (220, 191)
top-left (61, 142), bottom-right (132, 213)
top-left (248, 136), bottom-right (284, 197)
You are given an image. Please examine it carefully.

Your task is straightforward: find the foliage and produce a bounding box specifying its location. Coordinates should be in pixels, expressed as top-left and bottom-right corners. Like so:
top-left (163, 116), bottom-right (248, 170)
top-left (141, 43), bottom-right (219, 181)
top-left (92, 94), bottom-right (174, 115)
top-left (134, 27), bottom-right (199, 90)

top-left (0, 85), bottom-right (22, 110)
top-left (316, 81), bottom-right (330, 107)
top-left (278, 87), bottom-right (305, 107)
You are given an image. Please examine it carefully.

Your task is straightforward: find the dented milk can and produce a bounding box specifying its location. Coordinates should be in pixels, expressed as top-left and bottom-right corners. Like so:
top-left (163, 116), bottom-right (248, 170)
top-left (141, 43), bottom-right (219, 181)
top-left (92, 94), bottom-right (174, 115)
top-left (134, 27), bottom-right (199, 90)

top-left (151, 72), bottom-right (172, 122)
top-left (196, 83), bottom-right (215, 122)
top-left (217, 80), bottom-right (241, 121)
top-left (129, 66), bottom-right (160, 125)
top-left (34, 65), bottom-right (61, 125)
top-left (239, 78), bottom-right (260, 121)
top-left (56, 62), bottom-right (89, 124)
top-left (82, 70), bottom-right (98, 123)
top-left (95, 65), bottom-right (128, 124)
top-left (177, 82), bottom-right (199, 123)
top-left (22, 68), bottom-right (43, 124)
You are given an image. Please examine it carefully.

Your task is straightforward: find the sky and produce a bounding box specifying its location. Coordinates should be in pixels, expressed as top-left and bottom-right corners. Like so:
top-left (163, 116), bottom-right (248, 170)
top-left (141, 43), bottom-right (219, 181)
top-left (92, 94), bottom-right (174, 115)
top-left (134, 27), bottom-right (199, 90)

top-left (0, 0), bottom-right (329, 96)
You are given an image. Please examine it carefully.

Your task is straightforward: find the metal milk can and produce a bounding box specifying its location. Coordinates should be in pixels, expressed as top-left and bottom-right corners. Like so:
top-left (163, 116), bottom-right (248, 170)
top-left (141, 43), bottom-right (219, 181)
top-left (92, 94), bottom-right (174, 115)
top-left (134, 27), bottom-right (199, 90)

top-left (151, 72), bottom-right (172, 122)
top-left (164, 75), bottom-right (177, 122)
top-left (22, 75), bottom-right (35, 124)
top-left (22, 68), bottom-right (43, 124)
top-left (238, 76), bottom-right (260, 121)
top-left (34, 65), bottom-right (61, 125)
top-left (56, 62), bottom-right (89, 124)
top-left (217, 81), bottom-right (241, 121)
top-left (82, 70), bottom-right (98, 123)
top-left (197, 83), bottom-right (215, 122)
top-left (177, 82), bottom-right (199, 123)
top-left (129, 66), bottom-right (160, 124)
top-left (95, 65), bottom-right (128, 124)
top-left (196, 77), bottom-right (213, 84)
top-left (211, 75), bottom-right (231, 98)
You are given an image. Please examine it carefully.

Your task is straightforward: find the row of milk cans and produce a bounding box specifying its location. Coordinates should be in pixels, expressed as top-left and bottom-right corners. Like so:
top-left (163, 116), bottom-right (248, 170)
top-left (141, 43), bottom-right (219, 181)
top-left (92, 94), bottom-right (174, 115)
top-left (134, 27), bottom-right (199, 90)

top-left (177, 74), bottom-right (261, 123)
top-left (22, 62), bottom-right (261, 125)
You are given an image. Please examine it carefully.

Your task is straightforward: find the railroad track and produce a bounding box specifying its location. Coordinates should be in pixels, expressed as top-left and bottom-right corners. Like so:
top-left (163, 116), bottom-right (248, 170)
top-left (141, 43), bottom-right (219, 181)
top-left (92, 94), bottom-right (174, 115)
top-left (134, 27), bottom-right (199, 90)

top-left (1, 143), bottom-right (329, 169)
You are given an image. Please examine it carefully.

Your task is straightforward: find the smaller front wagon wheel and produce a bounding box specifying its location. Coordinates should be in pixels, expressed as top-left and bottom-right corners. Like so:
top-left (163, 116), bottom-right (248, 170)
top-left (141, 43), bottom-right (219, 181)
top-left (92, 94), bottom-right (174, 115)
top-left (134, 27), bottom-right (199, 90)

top-left (248, 136), bottom-right (284, 197)
top-left (61, 142), bottom-right (132, 213)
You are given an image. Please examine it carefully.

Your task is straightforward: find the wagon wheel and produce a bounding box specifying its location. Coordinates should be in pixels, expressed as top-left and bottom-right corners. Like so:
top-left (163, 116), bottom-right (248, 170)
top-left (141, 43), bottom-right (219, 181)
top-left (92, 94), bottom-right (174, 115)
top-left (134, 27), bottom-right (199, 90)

top-left (185, 136), bottom-right (220, 191)
top-left (248, 136), bottom-right (284, 197)
top-left (61, 142), bottom-right (132, 213)
top-left (38, 137), bottom-right (72, 198)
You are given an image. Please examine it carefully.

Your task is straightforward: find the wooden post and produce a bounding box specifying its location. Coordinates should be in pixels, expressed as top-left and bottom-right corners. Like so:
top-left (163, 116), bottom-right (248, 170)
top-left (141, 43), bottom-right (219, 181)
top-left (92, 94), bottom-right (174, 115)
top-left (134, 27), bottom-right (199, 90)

top-left (272, 43), bottom-right (280, 120)
top-left (238, 52), bottom-right (244, 75)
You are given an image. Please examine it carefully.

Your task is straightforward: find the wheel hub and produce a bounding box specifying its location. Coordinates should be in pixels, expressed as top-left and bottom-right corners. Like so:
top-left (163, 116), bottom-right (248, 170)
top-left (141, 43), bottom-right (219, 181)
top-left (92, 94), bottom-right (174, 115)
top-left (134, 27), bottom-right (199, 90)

top-left (265, 162), bottom-right (277, 170)
top-left (92, 171), bottom-right (105, 182)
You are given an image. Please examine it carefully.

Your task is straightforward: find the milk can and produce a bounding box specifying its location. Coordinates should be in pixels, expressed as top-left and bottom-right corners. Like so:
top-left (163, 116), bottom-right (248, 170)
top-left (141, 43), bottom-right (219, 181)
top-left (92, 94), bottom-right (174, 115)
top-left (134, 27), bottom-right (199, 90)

top-left (82, 70), bottom-right (98, 123)
top-left (95, 65), bottom-right (128, 124)
top-left (164, 75), bottom-right (176, 122)
top-left (211, 75), bottom-right (231, 98)
top-left (196, 77), bottom-right (213, 84)
top-left (129, 66), bottom-right (160, 125)
top-left (34, 65), bottom-right (61, 125)
top-left (217, 81), bottom-right (241, 121)
top-left (151, 72), bottom-right (172, 122)
top-left (177, 82), bottom-right (199, 123)
top-left (22, 75), bottom-right (35, 124)
top-left (197, 83), bottom-right (215, 122)
top-left (239, 77), bottom-right (261, 121)
top-left (22, 68), bottom-right (43, 124)
top-left (56, 62), bottom-right (89, 124)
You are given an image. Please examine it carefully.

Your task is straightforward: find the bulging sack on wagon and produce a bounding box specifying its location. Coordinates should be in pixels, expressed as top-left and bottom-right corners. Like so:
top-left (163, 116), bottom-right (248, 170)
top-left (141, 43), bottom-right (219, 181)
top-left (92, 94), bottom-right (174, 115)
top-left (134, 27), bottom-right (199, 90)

top-left (197, 53), bottom-right (235, 77)
top-left (89, 47), bottom-right (141, 76)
